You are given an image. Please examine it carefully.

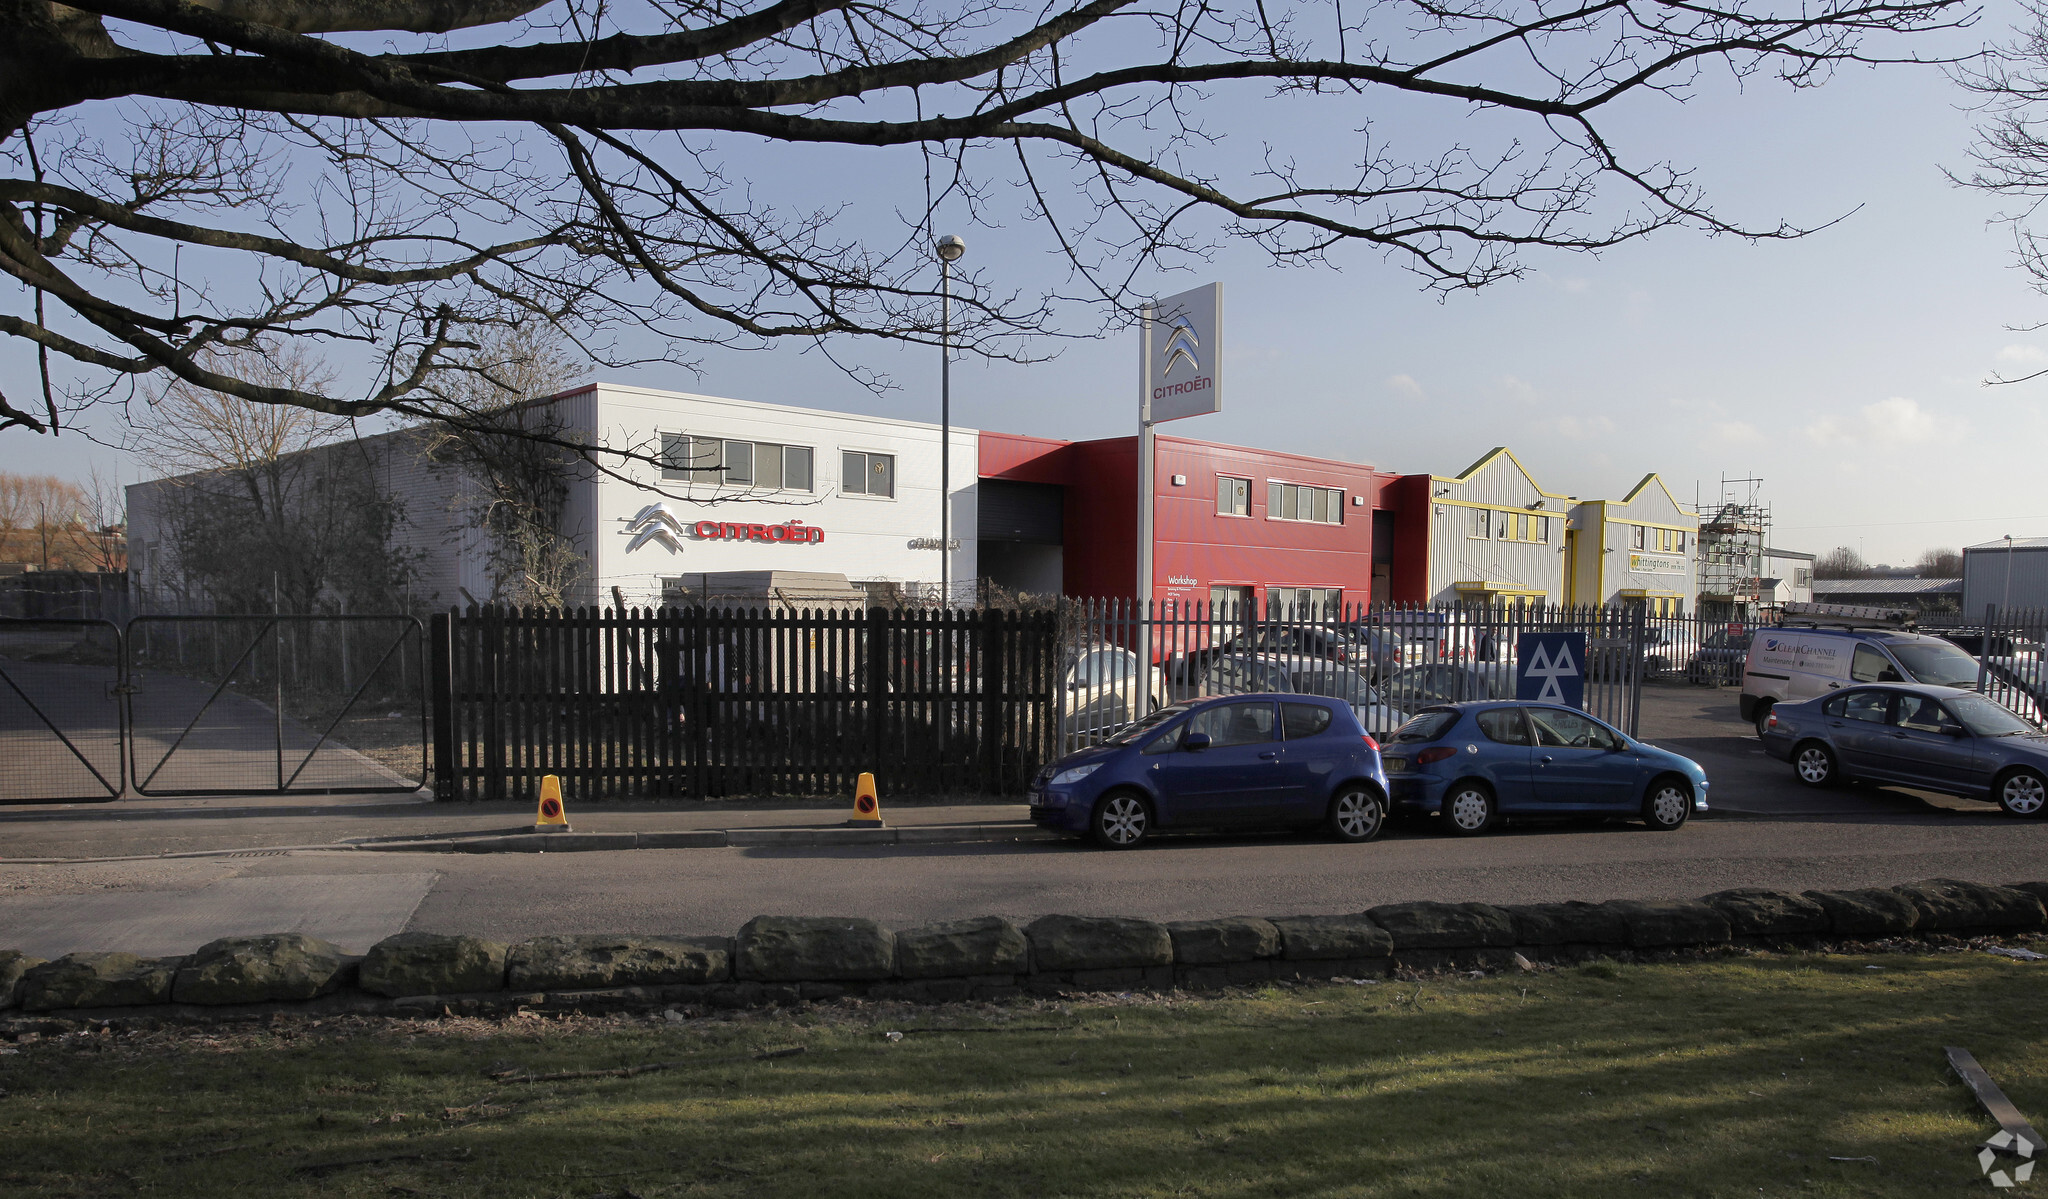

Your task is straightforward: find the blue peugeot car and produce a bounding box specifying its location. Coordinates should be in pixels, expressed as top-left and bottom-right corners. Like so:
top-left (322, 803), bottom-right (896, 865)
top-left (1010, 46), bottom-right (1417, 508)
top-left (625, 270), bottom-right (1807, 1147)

top-left (1028, 693), bottom-right (1389, 849)
top-left (1379, 702), bottom-right (1709, 834)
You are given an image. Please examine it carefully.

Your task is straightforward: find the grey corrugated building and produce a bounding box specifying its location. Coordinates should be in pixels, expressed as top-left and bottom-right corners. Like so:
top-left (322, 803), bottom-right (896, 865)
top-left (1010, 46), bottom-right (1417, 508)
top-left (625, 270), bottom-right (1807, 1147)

top-left (1962, 537), bottom-right (2048, 619)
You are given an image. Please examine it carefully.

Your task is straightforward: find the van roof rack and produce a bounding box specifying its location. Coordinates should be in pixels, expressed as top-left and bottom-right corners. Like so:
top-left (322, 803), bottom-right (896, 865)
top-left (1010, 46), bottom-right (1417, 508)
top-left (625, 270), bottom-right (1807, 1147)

top-left (1777, 601), bottom-right (1917, 630)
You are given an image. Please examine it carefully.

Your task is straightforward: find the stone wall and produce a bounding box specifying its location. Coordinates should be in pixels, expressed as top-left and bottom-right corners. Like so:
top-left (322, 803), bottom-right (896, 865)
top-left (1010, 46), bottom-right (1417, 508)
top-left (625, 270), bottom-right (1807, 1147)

top-left (5, 878), bottom-right (2045, 1018)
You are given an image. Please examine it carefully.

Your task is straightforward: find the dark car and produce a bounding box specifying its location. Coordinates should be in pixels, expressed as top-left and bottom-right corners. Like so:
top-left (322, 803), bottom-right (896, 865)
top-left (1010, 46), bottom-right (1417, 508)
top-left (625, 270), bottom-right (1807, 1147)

top-left (1759, 683), bottom-right (2048, 817)
top-left (1378, 701), bottom-right (1710, 834)
top-left (1686, 628), bottom-right (1753, 686)
top-left (1027, 693), bottom-right (1389, 849)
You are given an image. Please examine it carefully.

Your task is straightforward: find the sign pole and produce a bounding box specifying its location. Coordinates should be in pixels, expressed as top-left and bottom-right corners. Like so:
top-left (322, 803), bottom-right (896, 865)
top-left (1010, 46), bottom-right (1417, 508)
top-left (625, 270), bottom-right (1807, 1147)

top-left (1136, 301), bottom-right (1155, 711)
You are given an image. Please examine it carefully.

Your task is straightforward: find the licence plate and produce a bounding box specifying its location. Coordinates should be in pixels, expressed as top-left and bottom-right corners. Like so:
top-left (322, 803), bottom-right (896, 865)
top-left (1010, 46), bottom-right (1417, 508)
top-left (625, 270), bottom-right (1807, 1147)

top-left (1381, 757), bottom-right (1406, 773)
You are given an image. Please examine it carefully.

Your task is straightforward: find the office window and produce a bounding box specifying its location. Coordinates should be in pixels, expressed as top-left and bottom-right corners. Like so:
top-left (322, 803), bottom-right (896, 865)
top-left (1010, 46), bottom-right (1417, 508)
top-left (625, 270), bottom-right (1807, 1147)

top-left (1269, 482), bottom-right (1343, 524)
top-left (1272, 586), bottom-right (1342, 619)
top-left (1218, 476), bottom-right (1250, 516)
top-left (1469, 509), bottom-right (1490, 539)
top-left (842, 450), bottom-right (895, 498)
top-left (661, 435), bottom-right (812, 490)
top-left (1537, 516), bottom-right (1551, 544)
top-left (1632, 524), bottom-right (1646, 550)
top-left (783, 446), bottom-right (813, 492)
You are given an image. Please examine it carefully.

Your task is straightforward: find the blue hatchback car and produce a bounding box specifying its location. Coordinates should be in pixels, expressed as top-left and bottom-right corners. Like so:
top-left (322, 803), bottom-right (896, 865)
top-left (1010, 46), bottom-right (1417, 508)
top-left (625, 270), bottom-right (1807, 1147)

top-left (1028, 693), bottom-right (1389, 849)
top-left (1379, 702), bottom-right (1709, 834)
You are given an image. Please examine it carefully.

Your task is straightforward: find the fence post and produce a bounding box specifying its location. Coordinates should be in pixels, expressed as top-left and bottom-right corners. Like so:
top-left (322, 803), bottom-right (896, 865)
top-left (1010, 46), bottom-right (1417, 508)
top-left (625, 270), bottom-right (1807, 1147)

top-left (429, 612), bottom-right (456, 801)
top-left (1626, 602), bottom-right (1646, 736)
top-left (866, 605), bottom-right (890, 779)
top-left (1977, 604), bottom-right (1997, 695)
top-left (982, 608), bottom-right (1007, 794)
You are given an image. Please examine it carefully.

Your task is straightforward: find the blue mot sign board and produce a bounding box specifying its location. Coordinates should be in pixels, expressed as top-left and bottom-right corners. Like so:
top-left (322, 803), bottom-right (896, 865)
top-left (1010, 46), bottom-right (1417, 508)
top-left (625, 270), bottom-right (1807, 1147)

top-left (1516, 632), bottom-right (1586, 709)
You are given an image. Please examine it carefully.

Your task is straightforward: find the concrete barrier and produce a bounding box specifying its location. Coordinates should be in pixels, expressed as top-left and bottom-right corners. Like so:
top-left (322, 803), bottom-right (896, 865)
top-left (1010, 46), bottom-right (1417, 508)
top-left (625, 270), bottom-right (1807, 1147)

top-left (5, 877), bottom-right (2043, 1018)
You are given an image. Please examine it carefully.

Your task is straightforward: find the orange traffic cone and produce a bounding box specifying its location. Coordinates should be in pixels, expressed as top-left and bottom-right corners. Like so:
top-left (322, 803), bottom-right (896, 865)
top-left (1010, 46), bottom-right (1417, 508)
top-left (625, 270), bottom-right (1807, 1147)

top-left (847, 772), bottom-right (883, 828)
top-left (534, 774), bottom-right (571, 832)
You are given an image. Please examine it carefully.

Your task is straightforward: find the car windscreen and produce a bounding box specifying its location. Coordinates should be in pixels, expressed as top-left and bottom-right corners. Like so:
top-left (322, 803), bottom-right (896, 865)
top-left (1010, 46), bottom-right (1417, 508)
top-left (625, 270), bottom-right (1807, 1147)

top-left (1102, 701), bottom-right (1194, 746)
top-left (1945, 693), bottom-right (2037, 737)
top-left (1388, 709), bottom-right (1458, 743)
top-left (1290, 668), bottom-right (1379, 705)
top-left (1891, 641), bottom-right (1981, 688)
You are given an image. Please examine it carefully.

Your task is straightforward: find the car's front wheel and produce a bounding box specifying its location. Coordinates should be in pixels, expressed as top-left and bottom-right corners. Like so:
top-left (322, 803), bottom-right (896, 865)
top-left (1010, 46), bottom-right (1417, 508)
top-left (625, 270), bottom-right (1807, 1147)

top-left (1327, 786), bottom-right (1386, 843)
top-left (1793, 742), bottom-right (1840, 788)
top-left (1091, 791), bottom-right (1153, 848)
top-left (1996, 769), bottom-right (2048, 818)
top-left (1442, 782), bottom-right (1496, 836)
top-left (1642, 776), bottom-right (1691, 830)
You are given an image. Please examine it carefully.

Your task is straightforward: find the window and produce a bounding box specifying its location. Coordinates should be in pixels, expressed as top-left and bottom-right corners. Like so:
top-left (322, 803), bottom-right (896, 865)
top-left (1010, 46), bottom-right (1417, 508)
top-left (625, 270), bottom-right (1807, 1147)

top-left (1217, 476), bottom-right (1251, 516)
top-left (1850, 645), bottom-right (1902, 684)
top-left (841, 450), bottom-right (895, 497)
top-left (1631, 525), bottom-right (1646, 550)
top-left (1281, 703), bottom-right (1334, 740)
top-left (1271, 586), bottom-right (1341, 619)
top-left (1893, 694), bottom-right (1961, 736)
top-left (1537, 516), bottom-right (1552, 544)
top-left (1268, 482), bottom-right (1344, 524)
top-left (1794, 567), bottom-right (1813, 587)
top-left (1476, 708), bottom-right (1532, 746)
top-left (1653, 528), bottom-right (1689, 553)
top-left (1840, 690), bottom-right (1892, 723)
top-left (1469, 509), bottom-right (1491, 539)
top-left (1529, 707), bottom-right (1622, 751)
top-left (1186, 701), bottom-right (1277, 747)
top-left (661, 434), bottom-right (812, 491)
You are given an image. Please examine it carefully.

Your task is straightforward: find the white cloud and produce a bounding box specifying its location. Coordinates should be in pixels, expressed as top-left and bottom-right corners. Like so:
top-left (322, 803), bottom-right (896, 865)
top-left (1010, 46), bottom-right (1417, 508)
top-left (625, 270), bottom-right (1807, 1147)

top-left (1385, 374), bottom-right (1427, 400)
top-left (1712, 420), bottom-right (1764, 445)
top-left (1495, 375), bottom-right (1540, 405)
top-left (1998, 344), bottom-right (2048, 365)
top-left (1804, 396), bottom-right (1961, 445)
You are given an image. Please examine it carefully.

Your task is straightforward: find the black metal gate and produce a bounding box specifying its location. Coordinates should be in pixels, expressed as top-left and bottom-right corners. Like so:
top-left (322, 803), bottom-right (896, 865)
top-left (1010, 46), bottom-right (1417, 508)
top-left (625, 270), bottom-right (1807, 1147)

top-left (124, 615), bottom-right (427, 796)
top-left (0, 619), bottom-right (125, 803)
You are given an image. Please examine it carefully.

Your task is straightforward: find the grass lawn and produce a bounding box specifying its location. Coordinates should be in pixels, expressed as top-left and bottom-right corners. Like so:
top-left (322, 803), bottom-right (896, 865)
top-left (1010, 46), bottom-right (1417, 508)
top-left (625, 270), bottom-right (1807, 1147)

top-left (4, 950), bottom-right (2044, 1197)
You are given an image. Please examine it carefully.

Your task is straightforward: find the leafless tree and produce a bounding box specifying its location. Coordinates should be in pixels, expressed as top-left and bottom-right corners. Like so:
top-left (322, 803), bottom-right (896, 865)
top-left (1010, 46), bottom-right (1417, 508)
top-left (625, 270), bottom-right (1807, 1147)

top-left (1, 0), bottom-right (1973, 463)
top-left (1815, 544), bottom-right (1874, 578)
top-left (1960, 2), bottom-right (2048, 382)
top-left (1916, 545), bottom-right (1963, 576)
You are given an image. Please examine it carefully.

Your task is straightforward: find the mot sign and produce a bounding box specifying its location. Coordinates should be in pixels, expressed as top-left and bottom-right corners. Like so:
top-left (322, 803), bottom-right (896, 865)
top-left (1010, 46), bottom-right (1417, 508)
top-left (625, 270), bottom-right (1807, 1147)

top-left (1516, 632), bottom-right (1586, 709)
top-left (1144, 282), bottom-right (1222, 423)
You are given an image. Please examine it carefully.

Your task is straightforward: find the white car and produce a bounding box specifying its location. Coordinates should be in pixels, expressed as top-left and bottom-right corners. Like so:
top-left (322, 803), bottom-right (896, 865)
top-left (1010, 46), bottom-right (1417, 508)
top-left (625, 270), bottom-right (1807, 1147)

top-left (1060, 642), bottom-right (1165, 745)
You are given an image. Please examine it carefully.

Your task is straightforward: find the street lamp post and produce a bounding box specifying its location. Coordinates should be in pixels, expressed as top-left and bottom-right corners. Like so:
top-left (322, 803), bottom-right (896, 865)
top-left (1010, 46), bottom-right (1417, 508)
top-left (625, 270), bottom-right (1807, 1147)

top-left (935, 233), bottom-right (966, 607)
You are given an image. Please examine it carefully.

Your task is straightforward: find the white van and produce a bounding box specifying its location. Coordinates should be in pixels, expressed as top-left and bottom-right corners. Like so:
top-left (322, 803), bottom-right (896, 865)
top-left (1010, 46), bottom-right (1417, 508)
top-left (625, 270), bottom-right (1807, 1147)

top-left (1740, 625), bottom-right (1982, 736)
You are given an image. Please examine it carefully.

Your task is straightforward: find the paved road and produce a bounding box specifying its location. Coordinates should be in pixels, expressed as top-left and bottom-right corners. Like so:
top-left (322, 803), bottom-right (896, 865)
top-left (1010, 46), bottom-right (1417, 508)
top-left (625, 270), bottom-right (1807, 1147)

top-left (4, 685), bottom-right (2042, 956)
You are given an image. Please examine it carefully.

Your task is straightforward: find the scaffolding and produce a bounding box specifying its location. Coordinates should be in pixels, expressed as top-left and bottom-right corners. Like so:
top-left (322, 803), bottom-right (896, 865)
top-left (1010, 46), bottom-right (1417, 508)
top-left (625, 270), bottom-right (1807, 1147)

top-left (1694, 475), bottom-right (1770, 620)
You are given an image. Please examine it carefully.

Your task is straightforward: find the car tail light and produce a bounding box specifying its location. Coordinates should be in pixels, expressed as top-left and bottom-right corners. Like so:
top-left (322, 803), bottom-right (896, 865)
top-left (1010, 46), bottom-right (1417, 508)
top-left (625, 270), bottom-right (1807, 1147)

top-left (1766, 713), bottom-right (1778, 730)
top-left (1416, 746), bottom-right (1456, 766)
top-left (1361, 733), bottom-right (1380, 752)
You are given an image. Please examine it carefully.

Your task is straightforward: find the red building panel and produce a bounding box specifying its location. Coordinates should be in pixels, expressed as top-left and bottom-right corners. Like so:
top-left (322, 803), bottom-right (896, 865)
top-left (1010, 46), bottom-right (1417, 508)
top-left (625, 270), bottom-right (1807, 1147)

top-left (980, 430), bottom-right (1406, 610)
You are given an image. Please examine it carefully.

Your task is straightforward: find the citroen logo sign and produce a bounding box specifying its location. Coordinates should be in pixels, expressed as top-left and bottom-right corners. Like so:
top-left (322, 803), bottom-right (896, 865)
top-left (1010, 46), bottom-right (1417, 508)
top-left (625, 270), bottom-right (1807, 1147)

top-left (1162, 318), bottom-right (1202, 376)
top-left (624, 503), bottom-right (687, 553)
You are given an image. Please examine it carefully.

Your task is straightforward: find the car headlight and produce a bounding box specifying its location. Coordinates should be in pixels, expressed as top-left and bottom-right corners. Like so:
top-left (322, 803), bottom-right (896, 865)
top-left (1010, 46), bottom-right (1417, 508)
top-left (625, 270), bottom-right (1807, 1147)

top-left (1050, 763), bottom-right (1102, 787)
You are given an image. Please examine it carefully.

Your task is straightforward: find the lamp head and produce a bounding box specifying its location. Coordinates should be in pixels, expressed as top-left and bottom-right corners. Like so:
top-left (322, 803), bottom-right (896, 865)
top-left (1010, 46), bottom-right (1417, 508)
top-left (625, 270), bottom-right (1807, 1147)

top-left (935, 233), bottom-right (967, 262)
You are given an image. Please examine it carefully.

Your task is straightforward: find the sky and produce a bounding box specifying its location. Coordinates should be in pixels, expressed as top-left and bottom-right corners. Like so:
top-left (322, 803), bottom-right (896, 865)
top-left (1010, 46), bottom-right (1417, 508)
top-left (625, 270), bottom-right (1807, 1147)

top-left (4, 1), bottom-right (2046, 568)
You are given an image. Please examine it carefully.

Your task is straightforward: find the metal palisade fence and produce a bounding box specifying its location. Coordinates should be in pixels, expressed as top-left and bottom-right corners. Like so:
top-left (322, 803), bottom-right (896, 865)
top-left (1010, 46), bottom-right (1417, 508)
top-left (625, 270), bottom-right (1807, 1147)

top-left (1058, 598), bottom-right (1649, 751)
top-left (1966, 606), bottom-right (2048, 724)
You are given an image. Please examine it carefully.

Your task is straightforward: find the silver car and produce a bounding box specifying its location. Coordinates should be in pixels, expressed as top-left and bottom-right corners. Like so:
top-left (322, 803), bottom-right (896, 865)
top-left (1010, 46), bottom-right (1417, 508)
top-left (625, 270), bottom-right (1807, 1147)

top-left (1759, 682), bottom-right (2048, 817)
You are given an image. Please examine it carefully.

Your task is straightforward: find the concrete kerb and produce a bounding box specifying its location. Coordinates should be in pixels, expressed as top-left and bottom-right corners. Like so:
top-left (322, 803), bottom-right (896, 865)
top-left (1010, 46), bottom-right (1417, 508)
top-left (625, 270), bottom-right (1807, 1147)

top-left (6, 879), bottom-right (2045, 1025)
top-left (0, 822), bottom-right (1057, 865)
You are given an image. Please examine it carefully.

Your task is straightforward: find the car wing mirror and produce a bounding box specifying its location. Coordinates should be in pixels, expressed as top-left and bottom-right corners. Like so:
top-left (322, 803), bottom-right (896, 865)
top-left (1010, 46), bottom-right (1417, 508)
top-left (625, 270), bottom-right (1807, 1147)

top-left (1183, 732), bottom-right (1212, 752)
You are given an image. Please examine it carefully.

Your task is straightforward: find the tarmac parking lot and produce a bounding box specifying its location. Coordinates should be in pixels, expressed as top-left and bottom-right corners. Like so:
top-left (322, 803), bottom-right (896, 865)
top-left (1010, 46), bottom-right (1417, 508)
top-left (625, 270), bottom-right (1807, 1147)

top-left (3, 684), bottom-right (2041, 959)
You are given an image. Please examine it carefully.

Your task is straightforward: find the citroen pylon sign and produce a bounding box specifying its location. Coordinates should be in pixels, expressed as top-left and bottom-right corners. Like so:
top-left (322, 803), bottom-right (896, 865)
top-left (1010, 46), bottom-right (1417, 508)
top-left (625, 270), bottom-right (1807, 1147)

top-left (1144, 282), bottom-right (1222, 423)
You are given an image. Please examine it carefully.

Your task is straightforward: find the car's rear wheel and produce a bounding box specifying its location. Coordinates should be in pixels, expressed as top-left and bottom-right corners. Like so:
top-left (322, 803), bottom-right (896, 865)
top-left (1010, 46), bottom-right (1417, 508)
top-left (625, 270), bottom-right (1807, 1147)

top-left (1091, 791), bottom-right (1153, 848)
top-left (1793, 741), bottom-right (1839, 788)
top-left (1327, 786), bottom-right (1386, 843)
top-left (1442, 782), bottom-right (1496, 836)
top-left (1995, 769), bottom-right (2048, 818)
top-left (1752, 701), bottom-right (1775, 739)
top-left (1642, 776), bottom-right (1691, 830)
